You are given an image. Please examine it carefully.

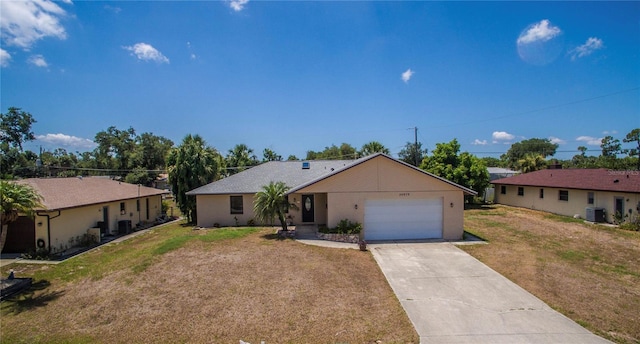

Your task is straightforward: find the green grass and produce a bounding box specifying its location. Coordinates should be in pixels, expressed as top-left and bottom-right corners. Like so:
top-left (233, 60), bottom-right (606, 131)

top-left (544, 213), bottom-right (584, 224)
top-left (3, 222), bottom-right (262, 282)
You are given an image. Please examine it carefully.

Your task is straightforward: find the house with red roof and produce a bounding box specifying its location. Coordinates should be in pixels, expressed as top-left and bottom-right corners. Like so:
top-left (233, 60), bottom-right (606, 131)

top-left (4, 177), bottom-right (168, 254)
top-left (492, 169), bottom-right (640, 223)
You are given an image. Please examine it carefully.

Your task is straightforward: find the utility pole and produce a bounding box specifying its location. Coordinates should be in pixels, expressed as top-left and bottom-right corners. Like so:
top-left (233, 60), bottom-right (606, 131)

top-left (413, 127), bottom-right (418, 166)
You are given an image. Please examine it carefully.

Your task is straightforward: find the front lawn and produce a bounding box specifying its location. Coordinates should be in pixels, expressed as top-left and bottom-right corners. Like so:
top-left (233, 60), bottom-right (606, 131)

top-left (461, 205), bottom-right (640, 344)
top-left (1, 223), bottom-right (417, 343)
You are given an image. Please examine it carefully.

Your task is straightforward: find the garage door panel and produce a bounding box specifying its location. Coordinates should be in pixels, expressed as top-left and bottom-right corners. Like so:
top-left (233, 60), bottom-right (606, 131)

top-left (364, 199), bottom-right (443, 240)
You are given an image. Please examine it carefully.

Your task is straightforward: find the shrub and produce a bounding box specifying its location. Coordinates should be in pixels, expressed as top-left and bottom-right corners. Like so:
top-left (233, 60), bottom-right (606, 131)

top-left (619, 216), bottom-right (640, 231)
top-left (319, 219), bottom-right (362, 234)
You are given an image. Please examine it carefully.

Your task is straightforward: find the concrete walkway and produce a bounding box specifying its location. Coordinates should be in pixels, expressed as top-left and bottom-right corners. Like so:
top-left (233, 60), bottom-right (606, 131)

top-left (369, 242), bottom-right (611, 344)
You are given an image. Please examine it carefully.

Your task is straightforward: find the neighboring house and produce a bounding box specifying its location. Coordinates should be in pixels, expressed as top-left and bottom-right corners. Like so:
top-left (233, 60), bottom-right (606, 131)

top-left (187, 153), bottom-right (476, 241)
top-left (153, 173), bottom-right (170, 191)
top-left (4, 177), bottom-right (168, 254)
top-left (492, 169), bottom-right (640, 223)
top-left (487, 167), bottom-right (519, 181)
top-left (485, 167), bottom-right (520, 202)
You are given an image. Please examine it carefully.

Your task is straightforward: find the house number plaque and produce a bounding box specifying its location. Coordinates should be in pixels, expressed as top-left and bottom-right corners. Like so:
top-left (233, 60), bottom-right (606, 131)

top-left (399, 193), bottom-right (410, 196)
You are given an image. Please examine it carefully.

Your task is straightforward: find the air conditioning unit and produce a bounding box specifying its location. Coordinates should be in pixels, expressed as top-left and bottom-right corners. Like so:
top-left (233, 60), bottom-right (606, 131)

top-left (586, 207), bottom-right (605, 223)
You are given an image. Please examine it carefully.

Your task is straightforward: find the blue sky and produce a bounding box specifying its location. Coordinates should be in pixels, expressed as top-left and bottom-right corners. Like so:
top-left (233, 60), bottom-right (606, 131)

top-left (1, 1), bottom-right (639, 161)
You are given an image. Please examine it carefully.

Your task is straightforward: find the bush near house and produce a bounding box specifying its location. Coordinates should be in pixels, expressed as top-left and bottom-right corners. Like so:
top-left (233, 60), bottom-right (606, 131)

top-left (319, 219), bottom-right (362, 234)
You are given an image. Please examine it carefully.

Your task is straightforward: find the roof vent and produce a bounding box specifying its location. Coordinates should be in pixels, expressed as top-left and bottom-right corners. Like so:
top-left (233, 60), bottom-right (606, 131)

top-left (302, 161), bottom-right (310, 169)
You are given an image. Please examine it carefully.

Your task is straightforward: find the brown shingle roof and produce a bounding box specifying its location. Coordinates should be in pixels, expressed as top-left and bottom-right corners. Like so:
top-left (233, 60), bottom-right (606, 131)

top-left (16, 177), bottom-right (168, 210)
top-left (492, 169), bottom-right (640, 193)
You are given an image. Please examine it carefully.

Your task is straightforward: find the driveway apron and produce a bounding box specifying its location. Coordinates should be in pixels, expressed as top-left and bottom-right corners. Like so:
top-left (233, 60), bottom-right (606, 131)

top-left (369, 243), bottom-right (611, 344)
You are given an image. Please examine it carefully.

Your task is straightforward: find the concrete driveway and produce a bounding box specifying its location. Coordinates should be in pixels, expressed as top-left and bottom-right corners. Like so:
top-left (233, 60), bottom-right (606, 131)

top-left (369, 242), bottom-right (611, 344)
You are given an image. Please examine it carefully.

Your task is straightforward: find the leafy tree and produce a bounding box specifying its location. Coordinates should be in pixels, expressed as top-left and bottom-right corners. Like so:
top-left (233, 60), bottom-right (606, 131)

top-left (305, 143), bottom-right (357, 160)
top-left (571, 146), bottom-right (599, 168)
top-left (253, 181), bottom-right (297, 231)
top-left (127, 132), bottom-right (174, 185)
top-left (517, 154), bottom-right (547, 173)
top-left (600, 135), bottom-right (622, 169)
top-left (167, 134), bottom-right (224, 223)
top-left (360, 141), bottom-right (390, 157)
top-left (124, 167), bottom-right (155, 186)
top-left (93, 126), bottom-right (137, 174)
top-left (480, 156), bottom-right (504, 168)
top-left (502, 138), bottom-right (558, 169)
top-left (601, 135), bottom-right (622, 157)
top-left (398, 141), bottom-right (428, 167)
top-left (420, 139), bottom-right (489, 198)
top-left (455, 152), bottom-right (490, 197)
top-left (286, 155), bottom-right (299, 161)
top-left (622, 128), bottom-right (640, 169)
top-left (1, 107), bottom-right (37, 178)
top-left (1, 181), bottom-right (43, 252)
top-left (135, 132), bottom-right (174, 171)
top-left (0, 107), bottom-right (36, 152)
top-left (262, 148), bottom-right (282, 162)
top-left (226, 144), bottom-right (258, 175)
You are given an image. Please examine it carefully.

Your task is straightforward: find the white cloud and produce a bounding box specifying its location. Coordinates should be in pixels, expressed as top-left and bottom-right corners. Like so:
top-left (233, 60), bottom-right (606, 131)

top-left (0, 48), bottom-right (11, 67)
top-left (36, 133), bottom-right (96, 149)
top-left (602, 130), bottom-right (617, 135)
top-left (549, 136), bottom-right (566, 145)
top-left (0, 0), bottom-right (69, 49)
top-left (187, 41), bottom-right (197, 60)
top-left (492, 131), bottom-right (515, 142)
top-left (123, 43), bottom-right (169, 64)
top-left (517, 19), bottom-right (561, 45)
top-left (569, 37), bottom-right (603, 60)
top-left (28, 54), bottom-right (48, 67)
top-left (576, 136), bottom-right (602, 146)
top-left (401, 68), bottom-right (414, 83)
top-left (472, 139), bottom-right (488, 145)
top-left (104, 5), bottom-right (121, 14)
top-left (229, 0), bottom-right (249, 12)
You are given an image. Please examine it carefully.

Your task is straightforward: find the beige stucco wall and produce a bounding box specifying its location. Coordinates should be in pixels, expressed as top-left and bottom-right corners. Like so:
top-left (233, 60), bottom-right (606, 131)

top-left (195, 156), bottom-right (468, 239)
top-left (34, 196), bottom-right (163, 253)
top-left (494, 185), bottom-right (640, 223)
top-left (293, 156), bottom-right (466, 240)
top-left (196, 194), bottom-right (258, 227)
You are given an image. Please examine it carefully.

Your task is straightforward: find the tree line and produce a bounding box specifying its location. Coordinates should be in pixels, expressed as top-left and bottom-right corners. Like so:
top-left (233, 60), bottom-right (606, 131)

top-left (2, 107), bottom-right (638, 223)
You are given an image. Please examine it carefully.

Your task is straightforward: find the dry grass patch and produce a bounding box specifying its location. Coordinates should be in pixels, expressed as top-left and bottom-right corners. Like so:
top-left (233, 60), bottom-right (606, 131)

top-left (461, 205), bottom-right (640, 343)
top-left (1, 224), bottom-right (417, 344)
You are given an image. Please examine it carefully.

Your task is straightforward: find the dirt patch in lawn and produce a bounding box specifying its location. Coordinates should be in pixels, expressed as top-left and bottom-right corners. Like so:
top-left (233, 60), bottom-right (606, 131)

top-left (460, 205), bottom-right (640, 344)
top-left (1, 226), bottom-right (417, 344)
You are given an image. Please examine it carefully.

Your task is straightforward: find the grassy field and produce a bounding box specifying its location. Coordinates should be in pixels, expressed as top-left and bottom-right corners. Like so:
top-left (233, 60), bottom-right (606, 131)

top-left (0, 223), bottom-right (417, 344)
top-left (461, 205), bottom-right (640, 344)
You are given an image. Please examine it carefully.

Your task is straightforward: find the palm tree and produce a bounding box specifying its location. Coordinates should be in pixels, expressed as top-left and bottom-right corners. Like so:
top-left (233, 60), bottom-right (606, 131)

top-left (360, 141), bottom-right (390, 157)
top-left (167, 134), bottom-right (224, 223)
top-left (226, 144), bottom-right (258, 175)
top-left (1, 180), bottom-right (43, 252)
top-left (518, 154), bottom-right (547, 173)
top-left (253, 181), bottom-right (297, 231)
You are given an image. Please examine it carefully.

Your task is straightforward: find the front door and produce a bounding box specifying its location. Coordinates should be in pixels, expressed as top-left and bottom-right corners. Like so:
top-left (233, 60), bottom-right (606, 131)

top-left (302, 195), bottom-right (314, 223)
top-left (102, 206), bottom-right (109, 234)
top-left (614, 197), bottom-right (624, 218)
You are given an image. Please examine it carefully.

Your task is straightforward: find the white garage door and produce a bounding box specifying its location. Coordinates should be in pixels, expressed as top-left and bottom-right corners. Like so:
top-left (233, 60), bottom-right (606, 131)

top-left (364, 198), bottom-right (443, 240)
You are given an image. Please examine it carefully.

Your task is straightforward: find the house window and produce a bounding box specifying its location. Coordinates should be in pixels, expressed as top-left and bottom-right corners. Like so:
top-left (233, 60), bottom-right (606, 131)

top-left (500, 186), bottom-right (506, 195)
top-left (230, 196), bottom-right (243, 214)
top-left (120, 202), bottom-right (126, 214)
top-left (136, 199), bottom-right (140, 212)
top-left (559, 190), bottom-right (569, 201)
top-left (587, 192), bottom-right (594, 205)
top-left (517, 187), bottom-right (524, 196)
top-left (539, 189), bottom-right (544, 199)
